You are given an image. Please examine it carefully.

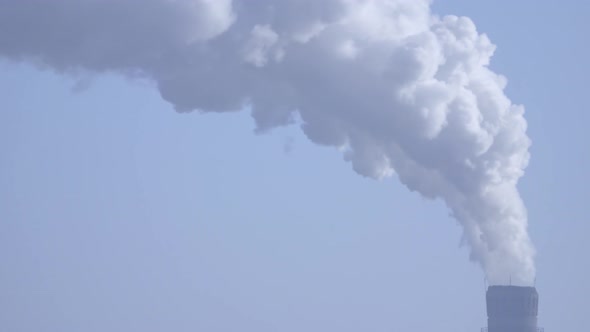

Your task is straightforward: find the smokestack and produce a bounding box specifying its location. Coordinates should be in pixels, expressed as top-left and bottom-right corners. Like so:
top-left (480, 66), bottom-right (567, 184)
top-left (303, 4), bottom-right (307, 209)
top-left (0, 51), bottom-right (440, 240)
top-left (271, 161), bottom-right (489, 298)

top-left (485, 286), bottom-right (539, 332)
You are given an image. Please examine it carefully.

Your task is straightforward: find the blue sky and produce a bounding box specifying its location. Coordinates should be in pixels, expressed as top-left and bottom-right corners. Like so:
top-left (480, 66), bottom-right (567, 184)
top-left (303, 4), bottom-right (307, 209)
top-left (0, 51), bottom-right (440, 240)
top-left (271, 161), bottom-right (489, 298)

top-left (1, 1), bottom-right (589, 331)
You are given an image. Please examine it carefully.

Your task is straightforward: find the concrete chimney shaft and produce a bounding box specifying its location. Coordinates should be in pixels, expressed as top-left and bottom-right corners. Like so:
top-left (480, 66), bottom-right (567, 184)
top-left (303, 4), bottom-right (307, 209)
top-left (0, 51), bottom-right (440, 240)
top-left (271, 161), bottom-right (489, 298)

top-left (486, 286), bottom-right (538, 332)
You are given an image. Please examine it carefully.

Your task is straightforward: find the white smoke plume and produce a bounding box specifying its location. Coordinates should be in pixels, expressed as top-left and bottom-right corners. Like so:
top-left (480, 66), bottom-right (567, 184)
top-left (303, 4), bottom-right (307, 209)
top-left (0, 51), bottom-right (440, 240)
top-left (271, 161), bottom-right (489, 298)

top-left (0, 0), bottom-right (534, 285)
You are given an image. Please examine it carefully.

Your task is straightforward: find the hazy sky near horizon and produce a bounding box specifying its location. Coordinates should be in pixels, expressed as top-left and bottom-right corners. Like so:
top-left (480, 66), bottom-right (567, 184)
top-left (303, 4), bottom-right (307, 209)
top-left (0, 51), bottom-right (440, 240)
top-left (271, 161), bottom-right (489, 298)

top-left (1, 1), bottom-right (589, 332)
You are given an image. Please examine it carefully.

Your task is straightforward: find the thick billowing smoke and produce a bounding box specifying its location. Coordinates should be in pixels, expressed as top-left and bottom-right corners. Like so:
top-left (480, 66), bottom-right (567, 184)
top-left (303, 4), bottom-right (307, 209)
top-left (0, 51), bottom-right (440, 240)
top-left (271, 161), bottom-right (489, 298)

top-left (0, 0), bottom-right (534, 285)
